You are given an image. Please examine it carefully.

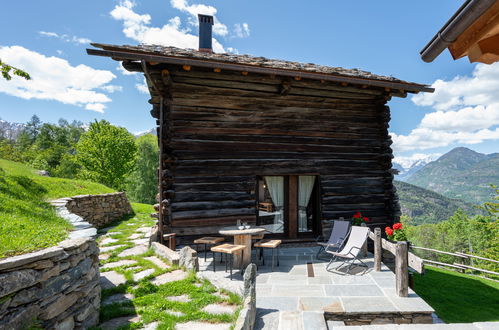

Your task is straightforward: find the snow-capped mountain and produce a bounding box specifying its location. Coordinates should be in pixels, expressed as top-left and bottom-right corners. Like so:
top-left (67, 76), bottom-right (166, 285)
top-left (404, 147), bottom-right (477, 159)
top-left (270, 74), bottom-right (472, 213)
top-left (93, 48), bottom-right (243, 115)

top-left (393, 154), bottom-right (440, 181)
top-left (0, 119), bottom-right (25, 141)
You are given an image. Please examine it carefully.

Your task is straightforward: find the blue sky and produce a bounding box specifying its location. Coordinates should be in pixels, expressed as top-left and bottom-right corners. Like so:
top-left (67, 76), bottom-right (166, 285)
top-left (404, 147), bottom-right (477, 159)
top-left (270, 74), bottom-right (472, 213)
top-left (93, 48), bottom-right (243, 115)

top-left (1, 0), bottom-right (498, 164)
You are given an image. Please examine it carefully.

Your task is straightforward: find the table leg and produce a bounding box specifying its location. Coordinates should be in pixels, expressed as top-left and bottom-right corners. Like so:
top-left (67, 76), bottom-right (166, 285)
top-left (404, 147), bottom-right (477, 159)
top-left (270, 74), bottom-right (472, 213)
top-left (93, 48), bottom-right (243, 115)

top-left (234, 234), bottom-right (251, 269)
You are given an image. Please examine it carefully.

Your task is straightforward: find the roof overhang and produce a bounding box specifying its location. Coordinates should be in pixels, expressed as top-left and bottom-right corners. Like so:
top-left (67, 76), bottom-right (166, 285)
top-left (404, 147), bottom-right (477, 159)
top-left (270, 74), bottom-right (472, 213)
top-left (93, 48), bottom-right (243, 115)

top-left (87, 46), bottom-right (433, 94)
top-left (420, 0), bottom-right (499, 64)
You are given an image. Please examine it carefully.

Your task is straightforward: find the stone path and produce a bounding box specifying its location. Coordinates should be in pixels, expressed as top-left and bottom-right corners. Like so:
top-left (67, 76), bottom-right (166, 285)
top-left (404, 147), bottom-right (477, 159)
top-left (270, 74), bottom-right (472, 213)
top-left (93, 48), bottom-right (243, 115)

top-left (96, 215), bottom-right (239, 330)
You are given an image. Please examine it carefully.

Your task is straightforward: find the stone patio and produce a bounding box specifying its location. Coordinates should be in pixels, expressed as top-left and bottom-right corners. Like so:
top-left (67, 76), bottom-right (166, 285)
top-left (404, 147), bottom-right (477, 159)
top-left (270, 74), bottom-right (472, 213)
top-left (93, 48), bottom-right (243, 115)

top-left (198, 246), bottom-right (436, 330)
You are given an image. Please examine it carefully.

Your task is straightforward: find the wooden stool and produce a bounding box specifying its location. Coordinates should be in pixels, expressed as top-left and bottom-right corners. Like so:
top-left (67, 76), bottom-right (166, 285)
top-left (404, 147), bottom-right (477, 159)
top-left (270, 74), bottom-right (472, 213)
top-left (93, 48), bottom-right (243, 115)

top-left (254, 239), bottom-right (281, 271)
top-left (194, 237), bottom-right (224, 261)
top-left (210, 244), bottom-right (245, 280)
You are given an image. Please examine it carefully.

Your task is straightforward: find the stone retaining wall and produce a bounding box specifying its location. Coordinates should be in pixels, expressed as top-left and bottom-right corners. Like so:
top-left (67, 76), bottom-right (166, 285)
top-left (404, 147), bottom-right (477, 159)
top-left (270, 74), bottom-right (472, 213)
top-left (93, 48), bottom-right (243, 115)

top-left (0, 237), bottom-right (100, 329)
top-left (52, 192), bottom-right (133, 228)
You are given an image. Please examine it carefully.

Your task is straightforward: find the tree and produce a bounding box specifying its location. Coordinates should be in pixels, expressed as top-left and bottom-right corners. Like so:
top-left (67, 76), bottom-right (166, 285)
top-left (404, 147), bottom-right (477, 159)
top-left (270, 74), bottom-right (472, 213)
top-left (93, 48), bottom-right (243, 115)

top-left (0, 59), bottom-right (30, 80)
top-left (126, 134), bottom-right (158, 203)
top-left (76, 120), bottom-right (137, 190)
top-left (25, 115), bottom-right (42, 143)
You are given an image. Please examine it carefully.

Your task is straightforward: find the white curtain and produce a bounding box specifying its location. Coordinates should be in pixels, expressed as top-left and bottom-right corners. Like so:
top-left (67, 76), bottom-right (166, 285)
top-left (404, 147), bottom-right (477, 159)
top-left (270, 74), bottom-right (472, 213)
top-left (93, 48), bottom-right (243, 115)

top-left (298, 176), bottom-right (315, 232)
top-left (264, 176), bottom-right (284, 232)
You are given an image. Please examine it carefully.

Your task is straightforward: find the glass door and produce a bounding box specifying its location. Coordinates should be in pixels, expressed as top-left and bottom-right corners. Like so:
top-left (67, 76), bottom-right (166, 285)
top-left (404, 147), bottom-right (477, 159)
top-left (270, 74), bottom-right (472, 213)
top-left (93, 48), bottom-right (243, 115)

top-left (297, 176), bottom-right (319, 235)
top-left (256, 176), bottom-right (285, 234)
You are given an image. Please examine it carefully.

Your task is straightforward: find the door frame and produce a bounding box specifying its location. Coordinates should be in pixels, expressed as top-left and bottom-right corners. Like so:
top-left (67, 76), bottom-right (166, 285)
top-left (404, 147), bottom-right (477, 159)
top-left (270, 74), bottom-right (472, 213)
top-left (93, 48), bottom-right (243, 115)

top-left (256, 174), bottom-right (321, 239)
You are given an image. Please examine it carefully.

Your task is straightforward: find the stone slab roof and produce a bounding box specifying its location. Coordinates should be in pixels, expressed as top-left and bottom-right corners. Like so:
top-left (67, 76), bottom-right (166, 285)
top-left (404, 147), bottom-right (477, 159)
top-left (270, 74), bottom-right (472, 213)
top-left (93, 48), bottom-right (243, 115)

top-left (88, 43), bottom-right (433, 93)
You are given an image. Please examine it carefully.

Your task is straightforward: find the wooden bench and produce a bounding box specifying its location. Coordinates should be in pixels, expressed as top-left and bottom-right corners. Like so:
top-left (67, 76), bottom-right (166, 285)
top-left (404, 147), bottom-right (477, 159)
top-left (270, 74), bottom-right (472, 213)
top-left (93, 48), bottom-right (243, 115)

top-left (254, 239), bottom-right (282, 271)
top-left (210, 244), bottom-right (245, 280)
top-left (193, 236), bottom-right (225, 261)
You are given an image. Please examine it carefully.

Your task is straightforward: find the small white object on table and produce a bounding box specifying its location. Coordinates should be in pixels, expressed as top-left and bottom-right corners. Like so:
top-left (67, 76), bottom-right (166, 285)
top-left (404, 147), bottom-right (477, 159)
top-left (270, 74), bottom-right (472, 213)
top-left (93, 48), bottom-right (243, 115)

top-left (219, 226), bottom-right (266, 269)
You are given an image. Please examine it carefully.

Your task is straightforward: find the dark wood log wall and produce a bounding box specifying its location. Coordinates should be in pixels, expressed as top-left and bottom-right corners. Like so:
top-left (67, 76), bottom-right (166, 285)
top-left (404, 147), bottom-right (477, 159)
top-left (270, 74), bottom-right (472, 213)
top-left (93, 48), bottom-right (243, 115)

top-left (145, 64), bottom-right (400, 237)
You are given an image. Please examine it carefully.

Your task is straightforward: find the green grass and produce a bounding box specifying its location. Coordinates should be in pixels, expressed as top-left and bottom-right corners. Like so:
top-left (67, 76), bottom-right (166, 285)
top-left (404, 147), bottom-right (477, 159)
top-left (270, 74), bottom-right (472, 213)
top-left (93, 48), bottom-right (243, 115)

top-left (0, 159), bottom-right (114, 258)
top-left (0, 159), bottom-right (114, 199)
top-left (97, 205), bottom-right (242, 329)
top-left (413, 266), bottom-right (499, 323)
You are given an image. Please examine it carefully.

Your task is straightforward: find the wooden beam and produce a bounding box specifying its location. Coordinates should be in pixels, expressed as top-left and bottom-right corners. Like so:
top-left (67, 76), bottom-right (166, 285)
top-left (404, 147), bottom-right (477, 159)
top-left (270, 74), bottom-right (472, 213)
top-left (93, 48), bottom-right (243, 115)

top-left (468, 34), bottom-right (499, 64)
top-left (374, 228), bottom-right (382, 271)
top-left (288, 176), bottom-right (298, 239)
top-left (395, 241), bottom-right (408, 297)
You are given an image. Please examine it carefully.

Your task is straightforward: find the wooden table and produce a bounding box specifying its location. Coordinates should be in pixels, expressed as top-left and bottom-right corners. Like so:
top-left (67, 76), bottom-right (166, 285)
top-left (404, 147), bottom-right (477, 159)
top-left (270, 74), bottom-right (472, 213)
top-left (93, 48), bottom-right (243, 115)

top-left (219, 226), bottom-right (266, 268)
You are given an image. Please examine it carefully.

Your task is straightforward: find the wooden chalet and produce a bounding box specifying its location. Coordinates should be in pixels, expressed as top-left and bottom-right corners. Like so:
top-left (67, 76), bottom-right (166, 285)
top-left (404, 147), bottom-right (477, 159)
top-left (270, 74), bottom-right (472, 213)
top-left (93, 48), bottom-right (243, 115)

top-left (88, 15), bottom-right (433, 244)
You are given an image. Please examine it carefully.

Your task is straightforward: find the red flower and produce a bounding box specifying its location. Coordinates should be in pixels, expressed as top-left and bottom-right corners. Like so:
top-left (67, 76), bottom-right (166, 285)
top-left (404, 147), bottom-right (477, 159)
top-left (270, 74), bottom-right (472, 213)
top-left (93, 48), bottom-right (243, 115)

top-left (353, 212), bottom-right (362, 218)
top-left (363, 217), bottom-right (369, 222)
top-left (393, 223), bottom-right (403, 230)
top-left (385, 227), bottom-right (393, 236)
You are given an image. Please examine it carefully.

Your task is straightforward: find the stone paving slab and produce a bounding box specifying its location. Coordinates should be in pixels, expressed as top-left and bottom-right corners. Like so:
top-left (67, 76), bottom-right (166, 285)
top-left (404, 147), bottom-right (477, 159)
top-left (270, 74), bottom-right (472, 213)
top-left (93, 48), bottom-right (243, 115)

top-left (324, 284), bottom-right (384, 297)
top-left (298, 297), bottom-right (342, 312)
top-left (100, 237), bottom-right (119, 245)
top-left (272, 284), bottom-right (325, 297)
top-left (144, 256), bottom-right (169, 269)
top-left (118, 245), bottom-right (148, 257)
top-left (136, 227), bottom-right (152, 234)
top-left (99, 315), bottom-right (141, 330)
top-left (340, 297), bottom-right (397, 313)
top-left (100, 245), bottom-right (125, 253)
top-left (278, 311), bottom-right (303, 330)
top-left (100, 271), bottom-right (127, 289)
top-left (133, 268), bottom-right (155, 281)
top-left (257, 297), bottom-right (299, 311)
top-left (102, 293), bottom-right (134, 306)
top-left (151, 270), bottom-right (188, 285)
top-left (175, 321), bottom-right (232, 330)
top-left (128, 233), bottom-right (144, 239)
top-left (302, 311), bottom-right (327, 330)
top-left (101, 260), bottom-right (137, 269)
top-left (202, 303), bottom-right (238, 315)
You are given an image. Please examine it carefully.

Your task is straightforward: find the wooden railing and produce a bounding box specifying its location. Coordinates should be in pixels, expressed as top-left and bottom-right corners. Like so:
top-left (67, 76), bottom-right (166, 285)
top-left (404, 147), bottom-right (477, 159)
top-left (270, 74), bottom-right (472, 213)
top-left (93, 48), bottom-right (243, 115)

top-left (368, 228), bottom-right (424, 297)
top-left (411, 246), bottom-right (499, 276)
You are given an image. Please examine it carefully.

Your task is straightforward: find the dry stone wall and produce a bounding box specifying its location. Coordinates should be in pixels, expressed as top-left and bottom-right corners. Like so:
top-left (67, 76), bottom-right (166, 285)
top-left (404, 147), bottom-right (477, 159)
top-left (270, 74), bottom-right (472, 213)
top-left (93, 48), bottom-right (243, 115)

top-left (0, 237), bottom-right (100, 329)
top-left (53, 192), bottom-right (133, 228)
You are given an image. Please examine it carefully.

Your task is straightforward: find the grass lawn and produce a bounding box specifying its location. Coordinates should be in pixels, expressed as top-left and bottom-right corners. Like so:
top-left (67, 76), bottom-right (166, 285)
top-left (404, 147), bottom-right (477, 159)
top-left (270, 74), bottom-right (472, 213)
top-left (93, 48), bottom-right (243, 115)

top-left (0, 159), bottom-right (114, 259)
top-left (413, 266), bottom-right (499, 323)
top-left (96, 204), bottom-right (242, 329)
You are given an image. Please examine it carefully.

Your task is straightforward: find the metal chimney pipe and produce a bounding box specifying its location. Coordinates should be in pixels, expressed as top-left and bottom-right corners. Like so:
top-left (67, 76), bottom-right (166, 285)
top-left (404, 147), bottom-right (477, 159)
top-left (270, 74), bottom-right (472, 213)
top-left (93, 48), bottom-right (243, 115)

top-left (198, 14), bottom-right (214, 53)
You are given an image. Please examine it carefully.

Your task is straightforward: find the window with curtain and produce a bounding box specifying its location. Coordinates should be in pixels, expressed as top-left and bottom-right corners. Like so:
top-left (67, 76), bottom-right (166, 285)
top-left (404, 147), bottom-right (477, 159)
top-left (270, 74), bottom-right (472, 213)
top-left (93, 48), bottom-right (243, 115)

top-left (298, 176), bottom-right (316, 233)
top-left (257, 176), bottom-right (284, 233)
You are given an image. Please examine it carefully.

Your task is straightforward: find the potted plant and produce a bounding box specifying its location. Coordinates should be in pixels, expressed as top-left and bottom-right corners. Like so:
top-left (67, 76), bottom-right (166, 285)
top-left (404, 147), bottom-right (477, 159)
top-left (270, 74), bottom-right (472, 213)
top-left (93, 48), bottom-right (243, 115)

top-left (385, 222), bottom-right (407, 241)
top-left (351, 211), bottom-right (369, 226)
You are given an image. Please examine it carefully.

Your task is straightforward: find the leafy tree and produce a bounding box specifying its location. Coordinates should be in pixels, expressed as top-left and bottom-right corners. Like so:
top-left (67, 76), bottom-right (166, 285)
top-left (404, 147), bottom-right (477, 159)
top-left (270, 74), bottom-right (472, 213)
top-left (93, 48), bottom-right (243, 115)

top-left (76, 120), bottom-right (137, 190)
top-left (126, 134), bottom-right (158, 204)
top-left (24, 115), bottom-right (42, 143)
top-left (0, 59), bottom-right (30, 80)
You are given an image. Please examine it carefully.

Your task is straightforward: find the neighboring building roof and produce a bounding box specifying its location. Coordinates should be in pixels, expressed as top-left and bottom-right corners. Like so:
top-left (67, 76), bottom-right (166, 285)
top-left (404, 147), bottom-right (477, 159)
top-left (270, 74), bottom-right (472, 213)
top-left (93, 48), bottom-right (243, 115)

top-left (420, 0), bottom-right (499, 64)
top-left (88, 43), bottom-right (433, 93)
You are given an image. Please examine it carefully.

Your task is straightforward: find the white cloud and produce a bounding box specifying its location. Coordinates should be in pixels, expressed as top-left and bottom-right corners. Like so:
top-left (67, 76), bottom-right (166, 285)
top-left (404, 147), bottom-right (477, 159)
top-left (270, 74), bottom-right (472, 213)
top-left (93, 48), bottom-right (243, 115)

top-left (38, 31), bottom-right (92, 45)
top-left (100, 85), bottom-right (123, 93)
top-left (233, 23), bottom-right (250, 38)
top-left (85, 103), bottom-right (106, 113)
top-left (135, 78), bottom-right (149, 94)
top-left (170, 0), bottom-right (228, 36)
top-left (111, 1), bottom-right (225, 53)
top-left (0, 45), bottom-right (116, 113)
top-left (392, 62), bottom-right (499, 152)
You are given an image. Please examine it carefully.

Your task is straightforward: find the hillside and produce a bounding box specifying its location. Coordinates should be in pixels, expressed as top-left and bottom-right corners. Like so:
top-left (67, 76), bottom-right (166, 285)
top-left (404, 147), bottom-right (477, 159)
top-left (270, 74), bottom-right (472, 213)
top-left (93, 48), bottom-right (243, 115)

top-left (407, 147), bottom-right (499, 205)
top-left (0, 159), bottom-right (114, 258)
top-left (395, 180), bottom-right (480, 224)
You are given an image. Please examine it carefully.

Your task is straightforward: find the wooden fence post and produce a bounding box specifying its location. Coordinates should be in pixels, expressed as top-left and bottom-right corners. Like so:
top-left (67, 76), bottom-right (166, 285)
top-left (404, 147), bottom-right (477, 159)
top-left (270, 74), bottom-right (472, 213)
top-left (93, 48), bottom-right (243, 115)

top-left (396, 241), bottom-right (408, 297)
top-left (374, 228), bottom-right (382, 272)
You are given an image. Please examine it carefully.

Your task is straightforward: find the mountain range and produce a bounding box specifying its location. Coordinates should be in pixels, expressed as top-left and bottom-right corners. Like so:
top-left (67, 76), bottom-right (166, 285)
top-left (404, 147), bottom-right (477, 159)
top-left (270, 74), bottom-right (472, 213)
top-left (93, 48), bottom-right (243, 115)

top-left (394, 180), bottom-right (480, 224)
top-left (406, 147), bottom-right (498, 205)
